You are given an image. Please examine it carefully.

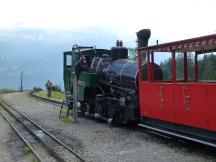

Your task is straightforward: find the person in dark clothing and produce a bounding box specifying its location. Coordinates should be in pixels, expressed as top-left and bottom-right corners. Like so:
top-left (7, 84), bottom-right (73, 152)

top-left (45, 80), bottom-right (53, 97)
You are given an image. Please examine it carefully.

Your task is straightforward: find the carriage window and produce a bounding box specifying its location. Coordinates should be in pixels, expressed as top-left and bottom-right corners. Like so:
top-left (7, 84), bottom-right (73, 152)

top-left (198, 52), bottom-right (216, 81)
top-left (140, 51), bottom-right (148, 80)
top-left (141, 51), bottom-right (147, 65)
top-left (66, 55), bottom-right (72, 66)
top-left (187, 52), bottom-right (195, 81)
top-left (154, 52), bottom-right (172, 81)
top-left (176, 52), bottom-right (184, 81)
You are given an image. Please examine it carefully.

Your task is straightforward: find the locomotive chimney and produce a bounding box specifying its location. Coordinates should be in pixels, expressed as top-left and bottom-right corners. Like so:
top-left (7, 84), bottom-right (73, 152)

top-left (116, 40), bottom-right (120, 47)
top-left (137, 29), bottom-right (151, 48)
top-left (119, 40), bottom-right (123, 47)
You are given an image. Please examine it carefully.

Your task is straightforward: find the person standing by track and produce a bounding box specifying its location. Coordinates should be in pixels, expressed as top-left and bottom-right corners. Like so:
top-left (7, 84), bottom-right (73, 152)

top-left (45, 80), bottom-right (53, 98)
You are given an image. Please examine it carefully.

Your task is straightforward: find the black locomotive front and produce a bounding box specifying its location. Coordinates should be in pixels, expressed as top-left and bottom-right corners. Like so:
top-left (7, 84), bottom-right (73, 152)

top-left (85, 29), bottom-right (153, 124)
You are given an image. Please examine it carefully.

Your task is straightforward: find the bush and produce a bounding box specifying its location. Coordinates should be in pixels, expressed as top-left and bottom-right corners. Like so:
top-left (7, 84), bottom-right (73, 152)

top-left (32, 86), bottom-right (43, 92)
top-left (51, 85), bottom-right (62, 92)
top-left (0, 88), bottom-right (16, 93)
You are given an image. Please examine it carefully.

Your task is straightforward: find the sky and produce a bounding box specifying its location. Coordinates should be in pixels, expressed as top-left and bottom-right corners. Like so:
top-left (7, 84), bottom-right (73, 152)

top-left (0, 0), bottom-right (216, 42)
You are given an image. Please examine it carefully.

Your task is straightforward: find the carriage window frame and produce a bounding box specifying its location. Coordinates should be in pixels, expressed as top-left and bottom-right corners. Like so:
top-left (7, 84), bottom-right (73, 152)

top-left (140, 50), bottom-right (199, 83)
top-left (152, 51), bottom-right (173, 82)
top-left (139, 34), bottom-right (216, 83)
top-left (140, 51), bottom-right (148, 81)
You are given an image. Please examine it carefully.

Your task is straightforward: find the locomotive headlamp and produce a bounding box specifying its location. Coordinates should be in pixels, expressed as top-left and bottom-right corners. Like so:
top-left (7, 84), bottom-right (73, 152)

top-left (119, 97), bottom-right (126, 107)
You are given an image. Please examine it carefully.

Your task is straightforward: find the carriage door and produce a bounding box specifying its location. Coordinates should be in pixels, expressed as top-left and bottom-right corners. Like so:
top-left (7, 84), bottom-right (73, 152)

top-left (150, 52), bottom-right (175, 122)
top-left (174, 52), bottom-right (207, 129)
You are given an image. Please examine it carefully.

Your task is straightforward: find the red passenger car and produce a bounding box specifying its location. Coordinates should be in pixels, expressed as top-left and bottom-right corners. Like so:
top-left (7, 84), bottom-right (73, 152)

top-left (138, 34), bottom-right (216, 146)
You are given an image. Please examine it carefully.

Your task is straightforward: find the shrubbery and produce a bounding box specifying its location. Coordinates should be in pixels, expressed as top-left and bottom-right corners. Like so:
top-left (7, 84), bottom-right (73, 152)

top-left (51, 85), bottom-right (62, 92)
top-left (33, 84), bottom-right (62, 92)
top-left (0, 88), bottom-right (16, 93)
top-left (32, 86), bottom-right (43, 92)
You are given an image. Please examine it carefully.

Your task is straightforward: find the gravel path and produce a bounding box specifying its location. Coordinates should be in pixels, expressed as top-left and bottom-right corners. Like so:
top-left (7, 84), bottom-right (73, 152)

top-left (1, 92), bottom-right (216, 162)
top-left (0, 103), bottom-right (36, 162)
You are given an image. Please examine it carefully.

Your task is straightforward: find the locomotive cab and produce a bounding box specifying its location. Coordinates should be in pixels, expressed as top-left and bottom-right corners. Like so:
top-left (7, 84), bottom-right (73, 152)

top-left (63, 48), bottom-right (110, 107)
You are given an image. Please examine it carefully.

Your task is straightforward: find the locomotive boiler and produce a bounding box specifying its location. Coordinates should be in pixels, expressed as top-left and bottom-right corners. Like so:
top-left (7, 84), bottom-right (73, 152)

top-left (91, 42), bottom-right (141, 124)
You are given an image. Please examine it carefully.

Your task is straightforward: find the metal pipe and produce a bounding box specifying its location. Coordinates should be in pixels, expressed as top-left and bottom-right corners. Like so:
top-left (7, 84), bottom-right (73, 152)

top-left (100, 80), bottom-right (135, 92)
top-left (72, 44), bottom-right (79, 123)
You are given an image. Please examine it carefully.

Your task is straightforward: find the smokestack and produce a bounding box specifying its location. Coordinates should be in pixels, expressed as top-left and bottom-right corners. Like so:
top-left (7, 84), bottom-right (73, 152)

top-left (119, 40), bottom-right (123, 47)
top-left (116, 40), bottom-right (120, 47)
top-left (137, 29), bottom-right (151, 48)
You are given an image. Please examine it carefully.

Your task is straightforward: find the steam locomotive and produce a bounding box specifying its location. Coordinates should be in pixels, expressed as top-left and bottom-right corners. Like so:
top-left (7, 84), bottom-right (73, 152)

top-left (64, 29), bottom-right (158, 124)
top-left (63, 29), bottom-right (216, 147)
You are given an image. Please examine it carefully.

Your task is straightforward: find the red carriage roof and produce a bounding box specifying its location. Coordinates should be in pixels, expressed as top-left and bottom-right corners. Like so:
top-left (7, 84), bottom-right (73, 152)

top-left (139, 34), bottom-right (216, 53)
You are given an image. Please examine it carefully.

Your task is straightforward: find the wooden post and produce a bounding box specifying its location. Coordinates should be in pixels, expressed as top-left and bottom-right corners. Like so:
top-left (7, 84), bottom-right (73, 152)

top-left (172, 51), bottom-right (176, 82)
top-left (184, 52), bottom-right (188, 81)
top-left (151, 51), bottom-right (154, 81)
top-left (147, 52), bottom-right (151, 81)
top-left (195, 52), bottom-right (198, 81)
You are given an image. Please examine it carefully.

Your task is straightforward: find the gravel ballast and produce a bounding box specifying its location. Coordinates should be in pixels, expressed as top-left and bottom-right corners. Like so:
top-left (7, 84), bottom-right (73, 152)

top-left (1, 92), bottom-right (216, 162)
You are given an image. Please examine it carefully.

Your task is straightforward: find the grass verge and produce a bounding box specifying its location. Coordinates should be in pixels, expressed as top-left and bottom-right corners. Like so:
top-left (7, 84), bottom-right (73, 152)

top-left (32, 156), bottom-right (39, 162)
top-left (21, 145), bottom-right (32, 154)
top-left (36, 91), bottom-right (65, 101)
top-left (0, 88), bottom-right (16, 93)
top-left (60, 116), bottom-right (74, 124)
top-left (59, 107), bottom-right (74, 124)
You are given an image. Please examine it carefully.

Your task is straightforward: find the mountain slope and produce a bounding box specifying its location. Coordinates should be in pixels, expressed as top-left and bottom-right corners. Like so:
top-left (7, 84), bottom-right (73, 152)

top-left (0, 28), bottom-right (135, 90)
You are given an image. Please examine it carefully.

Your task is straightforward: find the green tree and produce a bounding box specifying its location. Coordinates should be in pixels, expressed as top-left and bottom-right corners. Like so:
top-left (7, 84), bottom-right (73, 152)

top-left (198, 53), bottom-right (216, 80)
top-left (128, 48), bottom-right (138, 61)
top-left (160, 58), bottom-right (172, 80)
top-left (160, 52), bottom-right (216, 81)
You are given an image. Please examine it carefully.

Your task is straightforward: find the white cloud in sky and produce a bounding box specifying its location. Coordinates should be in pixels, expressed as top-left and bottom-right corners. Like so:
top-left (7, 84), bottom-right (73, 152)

top-left (0, 0), bottom-right (215, 41)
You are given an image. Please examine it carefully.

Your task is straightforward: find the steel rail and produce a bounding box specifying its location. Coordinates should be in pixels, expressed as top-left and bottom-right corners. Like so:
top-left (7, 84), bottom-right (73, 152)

top-left (0, 99), bottom-right (85, 162)
top-left (0, 105), bottom-right (43, 162)
top-left (139, 123), bottom-right (216, 148)
top-left (0, 102), bottom-right (64, 162)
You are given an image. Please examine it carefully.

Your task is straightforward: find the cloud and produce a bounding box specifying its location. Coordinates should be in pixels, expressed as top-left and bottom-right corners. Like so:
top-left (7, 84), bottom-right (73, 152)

top-left (0, 0), bottom-right (215, 41)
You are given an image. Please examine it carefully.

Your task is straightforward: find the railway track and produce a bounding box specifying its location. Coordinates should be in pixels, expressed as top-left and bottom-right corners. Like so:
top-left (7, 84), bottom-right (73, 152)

top-left (28, 91), bottom-right (63, 107)
top-left (0, 98), bottom-right (85, 162)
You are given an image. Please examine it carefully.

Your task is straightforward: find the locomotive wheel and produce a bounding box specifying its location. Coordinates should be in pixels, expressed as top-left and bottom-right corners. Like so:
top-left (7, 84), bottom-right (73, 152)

top-left (95, 102), bottom-right (103, 115)
top-left (79, 102), bottom-right (86, 116)
top-left (107, 106), bottom-right (115, 121)
top-left (80, 102), bottom-right (91, 116)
